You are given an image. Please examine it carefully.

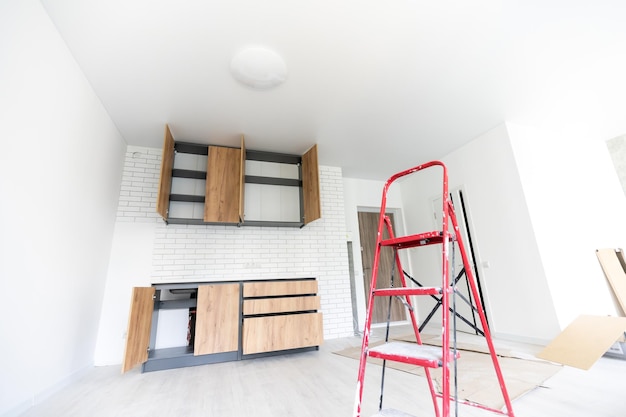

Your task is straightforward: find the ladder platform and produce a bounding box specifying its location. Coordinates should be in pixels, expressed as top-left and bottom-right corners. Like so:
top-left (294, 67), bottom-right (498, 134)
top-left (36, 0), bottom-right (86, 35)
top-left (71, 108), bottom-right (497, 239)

top-left (373, 287), bottom-right (441, 297)
top-left (371, 409), bottom-right (416, 417)
top-left (380, 231), bottom-right (451, 249)
top-left (367, 341), bottom-right (458, 368)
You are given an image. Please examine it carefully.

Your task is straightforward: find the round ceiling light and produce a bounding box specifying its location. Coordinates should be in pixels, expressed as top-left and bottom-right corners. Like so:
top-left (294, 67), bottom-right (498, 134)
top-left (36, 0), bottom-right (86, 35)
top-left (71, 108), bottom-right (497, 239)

top-left (230, 47), bottom-right (287, 90)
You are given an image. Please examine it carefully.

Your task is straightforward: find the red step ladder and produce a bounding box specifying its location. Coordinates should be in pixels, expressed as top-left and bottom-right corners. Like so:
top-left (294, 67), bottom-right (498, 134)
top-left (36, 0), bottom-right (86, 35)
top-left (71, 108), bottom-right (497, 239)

top-left (353, 161), bottom-right (515, 417)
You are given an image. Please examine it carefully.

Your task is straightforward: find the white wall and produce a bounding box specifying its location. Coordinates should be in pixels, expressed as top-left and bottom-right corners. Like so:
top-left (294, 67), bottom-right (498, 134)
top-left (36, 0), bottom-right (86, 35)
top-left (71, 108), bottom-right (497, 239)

top-left (0, 1), bottom-right (126, 416)
top-left (606, 135), bottom-right (626, 201)
top-left (95, 146), bottom-right (170, 365)
top-left (395, 123), bottom-right (626, 344)
top-left (95, 146), bottom-right (354, 366)
top-left (507, 123), bottom-right (626, 328)
top-left (398, 124), bottom-right (562, 344)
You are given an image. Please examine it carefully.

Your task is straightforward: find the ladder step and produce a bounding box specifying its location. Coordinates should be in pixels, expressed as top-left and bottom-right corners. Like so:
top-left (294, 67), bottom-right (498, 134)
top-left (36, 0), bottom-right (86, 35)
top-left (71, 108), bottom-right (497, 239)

top-left (380, 231), bottom-right (451, 249)
top-left (373, 287), bottom-right (441, 297)
top-left (368, 341), bottom-right (458, 368)
top-left (371, 409), bottom-right (416, 417)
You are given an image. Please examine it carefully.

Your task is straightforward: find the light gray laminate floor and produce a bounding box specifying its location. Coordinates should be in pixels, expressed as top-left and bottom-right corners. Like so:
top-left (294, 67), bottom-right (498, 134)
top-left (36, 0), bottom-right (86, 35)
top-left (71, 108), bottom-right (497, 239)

top-left (18, 326), bottom-right (626, 417)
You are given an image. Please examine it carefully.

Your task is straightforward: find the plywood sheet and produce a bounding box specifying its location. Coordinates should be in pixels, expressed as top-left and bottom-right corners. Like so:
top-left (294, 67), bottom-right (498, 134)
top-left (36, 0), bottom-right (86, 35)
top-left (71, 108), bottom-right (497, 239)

top-left (596, 248), bottom-right (626, 315)
top-left (536, 315), bottom-right (626, 370)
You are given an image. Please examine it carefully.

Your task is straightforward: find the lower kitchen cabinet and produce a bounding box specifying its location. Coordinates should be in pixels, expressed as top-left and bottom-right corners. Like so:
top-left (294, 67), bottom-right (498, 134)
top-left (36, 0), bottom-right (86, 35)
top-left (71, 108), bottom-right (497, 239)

top-left (242, 313), bottom-right (323, 355)
top-left (122, 278), bottom-right (322, 373)
top-left (241, 279), bottom-right (323, 355)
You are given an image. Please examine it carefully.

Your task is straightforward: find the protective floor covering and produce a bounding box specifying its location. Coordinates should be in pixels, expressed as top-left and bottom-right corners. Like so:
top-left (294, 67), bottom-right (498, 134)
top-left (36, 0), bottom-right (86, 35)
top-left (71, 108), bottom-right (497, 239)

top-left (333, 334), bottom-right (562, 410)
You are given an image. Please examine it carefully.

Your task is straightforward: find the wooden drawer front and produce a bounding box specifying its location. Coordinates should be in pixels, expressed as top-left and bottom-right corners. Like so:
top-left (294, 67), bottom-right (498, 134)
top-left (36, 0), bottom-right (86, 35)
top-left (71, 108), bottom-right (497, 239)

top-left (243, 280), bottom-right (317, 297)
top-left (242, 312), bottom-right (323, 355)
top-left (243, 295), bottom-right (320, 315)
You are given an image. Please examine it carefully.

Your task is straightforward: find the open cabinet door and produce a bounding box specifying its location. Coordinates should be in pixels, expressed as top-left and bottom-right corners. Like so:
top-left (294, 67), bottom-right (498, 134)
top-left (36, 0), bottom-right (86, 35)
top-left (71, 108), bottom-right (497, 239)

top-left (239, 135), bottom-right (246, 223)
top-left (302, 144), bottom-right (321, 225)
top-left (121, 287), bottom-right (155, 373)
top-left (156, 125), bottom-right (175, 221)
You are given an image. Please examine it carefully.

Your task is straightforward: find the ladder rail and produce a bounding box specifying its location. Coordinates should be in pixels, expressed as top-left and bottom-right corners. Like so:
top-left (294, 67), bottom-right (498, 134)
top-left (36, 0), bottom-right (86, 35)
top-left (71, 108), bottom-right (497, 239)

top-left (353, 187), bottom-right (392, 416)
top-left (439, 166), bottom-right (452, 417)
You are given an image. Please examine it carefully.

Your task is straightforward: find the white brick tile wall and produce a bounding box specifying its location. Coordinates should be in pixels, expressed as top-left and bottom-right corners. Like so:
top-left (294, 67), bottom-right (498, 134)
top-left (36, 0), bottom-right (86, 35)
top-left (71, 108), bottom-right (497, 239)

top-left (116, 146), bottom-right (162, 223)
top-left (115, 146), bottom-right (353, 339)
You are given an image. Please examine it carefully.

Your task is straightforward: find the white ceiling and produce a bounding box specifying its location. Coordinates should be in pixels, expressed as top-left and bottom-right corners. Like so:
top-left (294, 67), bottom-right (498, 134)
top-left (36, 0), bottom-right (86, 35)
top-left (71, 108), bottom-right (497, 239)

top-left (41, 0), bottom-right (626, 180)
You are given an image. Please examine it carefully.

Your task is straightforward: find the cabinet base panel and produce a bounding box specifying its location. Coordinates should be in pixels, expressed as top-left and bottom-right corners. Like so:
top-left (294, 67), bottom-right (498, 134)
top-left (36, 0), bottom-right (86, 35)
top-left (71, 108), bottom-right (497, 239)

top-left (142, 349), bottom-right (239, 372)
top-left (241, 345), bottom-right (319, 361)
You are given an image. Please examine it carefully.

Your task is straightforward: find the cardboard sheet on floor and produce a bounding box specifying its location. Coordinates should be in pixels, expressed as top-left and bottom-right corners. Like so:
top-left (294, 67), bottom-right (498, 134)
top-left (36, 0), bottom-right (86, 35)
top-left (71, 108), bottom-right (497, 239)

top-left (333, 338), bottom-right (562, 410)
top-left (536, 315), bottom-right (626, 370)
top-left (596, 248), bottom-right (626, 315)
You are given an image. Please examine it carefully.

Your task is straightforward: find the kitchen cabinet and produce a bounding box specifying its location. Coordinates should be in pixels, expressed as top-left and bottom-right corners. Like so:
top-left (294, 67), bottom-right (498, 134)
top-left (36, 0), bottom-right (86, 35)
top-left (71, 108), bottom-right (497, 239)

top-left (242, 280), bottom-right (323, 355)
top-left (122, 278), bottom-right (322, 373)
top-left (156, 124), bottom-right (320, 227)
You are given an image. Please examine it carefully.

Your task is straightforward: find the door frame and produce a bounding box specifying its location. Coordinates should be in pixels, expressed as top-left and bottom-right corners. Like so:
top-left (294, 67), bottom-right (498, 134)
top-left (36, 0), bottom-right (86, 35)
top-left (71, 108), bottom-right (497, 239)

top-left (430, 185), bottom-right (491, 334)
top-left (355, 206), bottom-right (409, 329)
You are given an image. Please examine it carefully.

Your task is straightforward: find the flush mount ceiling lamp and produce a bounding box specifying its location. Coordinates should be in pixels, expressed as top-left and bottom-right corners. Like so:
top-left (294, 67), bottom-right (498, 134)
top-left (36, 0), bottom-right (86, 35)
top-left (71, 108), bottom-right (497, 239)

top-left (230, 46), bottom-right (287, 90)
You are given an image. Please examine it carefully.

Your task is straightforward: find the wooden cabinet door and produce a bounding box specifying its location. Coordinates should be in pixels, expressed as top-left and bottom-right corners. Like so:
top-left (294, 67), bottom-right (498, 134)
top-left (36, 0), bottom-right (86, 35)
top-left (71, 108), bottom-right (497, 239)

top-left (122, 287), bottom-right (155, 373)
top-left (204, 146), bottom-right (242, 223)
top-left (302, 144), bottom-right (321, 225)
top-left (194, 284), bottom-right (240, 355)
top-left (239, 135), bottom-right (246, 223)
top-left (156, 125), bottom-right (175, 221)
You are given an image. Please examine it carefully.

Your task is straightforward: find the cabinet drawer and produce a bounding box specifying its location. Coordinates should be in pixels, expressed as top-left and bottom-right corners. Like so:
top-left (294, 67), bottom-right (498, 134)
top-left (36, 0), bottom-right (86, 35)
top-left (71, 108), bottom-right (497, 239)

top-left (243, 295), bottom-right (320, 315)
top-left (243, 280), bottom-right (317, 297)
top-left (242, 312), bottom-right (323, 355)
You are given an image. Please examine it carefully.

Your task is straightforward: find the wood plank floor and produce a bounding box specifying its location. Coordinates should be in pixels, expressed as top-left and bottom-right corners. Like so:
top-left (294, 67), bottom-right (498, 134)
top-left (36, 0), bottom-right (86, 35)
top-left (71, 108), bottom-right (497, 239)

top-left (18, 325), bottom-right (626, 417)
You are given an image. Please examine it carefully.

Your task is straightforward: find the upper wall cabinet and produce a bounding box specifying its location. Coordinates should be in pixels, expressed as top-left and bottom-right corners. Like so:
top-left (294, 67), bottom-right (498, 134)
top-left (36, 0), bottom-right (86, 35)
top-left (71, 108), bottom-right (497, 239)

top-left (156, 125), bottom-right (321, 227)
